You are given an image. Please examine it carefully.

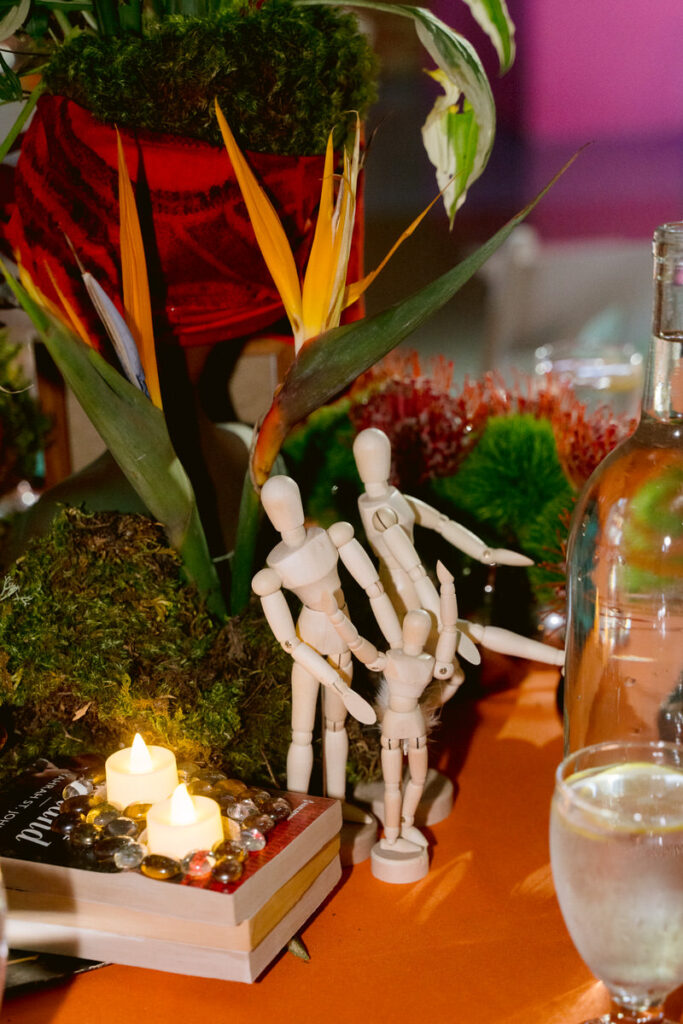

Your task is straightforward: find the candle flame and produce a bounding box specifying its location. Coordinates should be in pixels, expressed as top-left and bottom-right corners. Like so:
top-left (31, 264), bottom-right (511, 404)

top-left (129, 733), bottom-right (154, 774)
top-left (170, 783), bottom-right (197, 826)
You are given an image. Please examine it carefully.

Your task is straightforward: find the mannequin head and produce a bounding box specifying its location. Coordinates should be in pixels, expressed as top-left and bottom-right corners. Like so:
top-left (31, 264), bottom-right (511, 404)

top-left (353, 428), bottom-right (391, 497)
top-left (261, 475), bottom-right (306, 548)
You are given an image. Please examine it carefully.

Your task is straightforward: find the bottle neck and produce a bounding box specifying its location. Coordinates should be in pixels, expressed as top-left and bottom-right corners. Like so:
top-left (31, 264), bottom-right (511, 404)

top-left (640, 224), bottom-right (683, 423)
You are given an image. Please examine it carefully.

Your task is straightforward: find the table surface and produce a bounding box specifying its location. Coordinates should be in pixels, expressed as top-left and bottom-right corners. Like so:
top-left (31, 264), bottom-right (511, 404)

top-left (2, 657), bottom-right (682, 1024)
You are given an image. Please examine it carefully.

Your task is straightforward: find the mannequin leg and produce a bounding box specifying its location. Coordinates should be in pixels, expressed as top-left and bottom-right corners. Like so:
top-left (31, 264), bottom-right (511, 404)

top-left (380, 740), bottom-right (404, 844)
top-left (400, 738), bottom-right (428, 846)
top-left (287, 663), bottom-right (318, 793)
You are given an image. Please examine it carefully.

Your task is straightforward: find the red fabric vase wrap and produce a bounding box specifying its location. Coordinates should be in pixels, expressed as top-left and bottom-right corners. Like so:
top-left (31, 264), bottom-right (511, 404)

top-left (3, 94), bottom-right (365, 350)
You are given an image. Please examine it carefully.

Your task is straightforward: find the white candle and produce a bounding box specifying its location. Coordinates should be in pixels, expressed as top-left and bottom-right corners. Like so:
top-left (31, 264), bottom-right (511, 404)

top-left (105, 733), bottom-right (178, 810)
top-left (146, 784), bottom-right (223, 860)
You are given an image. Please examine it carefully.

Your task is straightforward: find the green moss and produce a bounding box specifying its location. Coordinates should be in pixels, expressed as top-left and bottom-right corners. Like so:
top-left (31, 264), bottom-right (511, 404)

top-left (0, 507), bottom-right (293, 785)
top-left (432, 415), bottom-right (574, 543)
top-left (43, 0), bottom-right (378, 153)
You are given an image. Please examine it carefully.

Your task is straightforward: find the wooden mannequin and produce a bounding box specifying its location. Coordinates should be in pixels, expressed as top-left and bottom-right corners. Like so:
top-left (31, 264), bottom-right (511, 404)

top-left (252, 475), bottom-right (401, 809)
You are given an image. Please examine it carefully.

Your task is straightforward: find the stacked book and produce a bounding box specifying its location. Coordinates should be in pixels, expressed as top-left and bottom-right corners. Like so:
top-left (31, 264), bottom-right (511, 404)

top-left (0, 763), bottom-right (342, 982)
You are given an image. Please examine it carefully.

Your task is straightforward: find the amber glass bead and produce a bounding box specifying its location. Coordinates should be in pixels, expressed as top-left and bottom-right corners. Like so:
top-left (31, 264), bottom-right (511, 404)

top-left (213, 779), bottom-right (248, 798)
top-left (140, 854), bottom-right (182, 881)
top-left (243, 813), bottom-right (275, 834)
top-left (93, 835), bottom-right (133, 860)
top-left (213, 839), bottom-right (247, 863)
top-left (61, 794), bottom-right (93, 816)
top-left (123, 802), bottom-right (152, 824)
top-left (266, 797), bottom-right (292, 822)
top-left (86, 803), bottom-right (120, 828)
top-left (211, 858), bottom-right (244, 885)
top-left (51, 811), bottom-right (84, 835)
top-left (69, 823), bottom-right (100, 848)
top-left (243, 788), bottom-right (272, 809)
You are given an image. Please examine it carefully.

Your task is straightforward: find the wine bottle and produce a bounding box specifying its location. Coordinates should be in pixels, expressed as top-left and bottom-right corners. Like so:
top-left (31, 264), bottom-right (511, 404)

top-left (564, 222), bottom-right (683, 752)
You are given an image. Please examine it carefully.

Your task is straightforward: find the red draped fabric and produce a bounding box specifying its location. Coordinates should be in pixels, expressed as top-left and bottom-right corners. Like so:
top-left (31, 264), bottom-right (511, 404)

top-left (3, 95), bottom-right (364, 350)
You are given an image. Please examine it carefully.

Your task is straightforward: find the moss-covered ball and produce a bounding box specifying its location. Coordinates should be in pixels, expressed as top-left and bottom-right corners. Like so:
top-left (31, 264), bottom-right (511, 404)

top-left (0, 507), bottom-right (294, 784)
top-left (43, 0), bottom-right (378, 153)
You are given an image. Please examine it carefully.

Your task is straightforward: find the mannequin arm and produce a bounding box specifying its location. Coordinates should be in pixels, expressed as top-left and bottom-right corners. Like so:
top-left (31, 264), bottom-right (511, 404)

top-left (370, 509), bottom-right (440, 621)
top-left (462, 620), bottom-right (565, 667)
top-left (319, 592), bottom-right (386, 672)
top-left (252, 568), bottom-right (377, 724)
top-left (406, 495), bottom-right (533, 567)
top-left (328, 521), bottom-right (402, 649)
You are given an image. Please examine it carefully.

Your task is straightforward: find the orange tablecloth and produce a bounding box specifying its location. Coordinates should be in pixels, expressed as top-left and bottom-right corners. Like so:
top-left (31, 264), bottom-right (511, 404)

top-left (2, 660), bottom-right (682, 1024)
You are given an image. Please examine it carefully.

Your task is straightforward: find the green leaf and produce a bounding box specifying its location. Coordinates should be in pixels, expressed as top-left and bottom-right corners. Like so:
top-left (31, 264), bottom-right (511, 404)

top-left (0, 0), bottom-right (30, 39)
top-left (297, 0), bottom-right (498, 222)
top-left (251, 150), bottom-right (582, 487)
top-left (459, 0), bottom-right (515, 73)
top-left (1, 266), bottom-right (227, 620)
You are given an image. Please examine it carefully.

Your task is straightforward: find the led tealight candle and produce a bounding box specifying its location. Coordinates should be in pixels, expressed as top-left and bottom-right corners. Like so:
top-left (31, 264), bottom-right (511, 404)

top-left (105, 733), bottom-right (179, 810)
top-left (146, 783), bottom-right (223, 860)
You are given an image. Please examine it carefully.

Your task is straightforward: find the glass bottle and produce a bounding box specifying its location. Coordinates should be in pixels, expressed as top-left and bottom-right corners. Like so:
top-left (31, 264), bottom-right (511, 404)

top-left (564, 222), bottom-right (683, 752)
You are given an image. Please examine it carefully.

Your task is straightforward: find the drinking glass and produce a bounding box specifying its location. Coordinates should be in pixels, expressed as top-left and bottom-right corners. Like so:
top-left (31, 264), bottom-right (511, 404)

top-left (550, 740), bottom-right (683, 1023)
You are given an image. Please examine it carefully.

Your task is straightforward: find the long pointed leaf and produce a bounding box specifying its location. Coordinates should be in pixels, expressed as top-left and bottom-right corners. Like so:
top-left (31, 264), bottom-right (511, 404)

top-left (459, 0), bottom-right (515, 73)
top-left (117, 132), bottom-right (162, 409)
top-left (215, 101), bottom-right (303, 338)
top-left (250, 152), bottom-right (581, 487)
top-left (297, 0), bottom-right (498, 222)
top-left (2, 265), bottom-right (227, 620)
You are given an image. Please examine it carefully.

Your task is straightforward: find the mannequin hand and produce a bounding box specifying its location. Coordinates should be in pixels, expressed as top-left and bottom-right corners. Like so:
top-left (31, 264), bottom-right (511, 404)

top-left (485, 547), bottom-right (533, 567)
top-left (332, 680), bottom-right (377, 725)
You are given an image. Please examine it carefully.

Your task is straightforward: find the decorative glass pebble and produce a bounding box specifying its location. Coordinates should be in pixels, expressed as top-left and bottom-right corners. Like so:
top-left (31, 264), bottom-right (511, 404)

top-left (212, 839), bottom-right (247, 863)
top-left (214, 792), bottom-right (237, 813)
top-left (211, 857), bottom-right (244, 885)
top-left (62, 779), bottom-right (93, 799)
top-left (81, 766), bottom-right (106, 786)
top-left (240, 827), bottom-right (267, 852)
top-left (61, 794), bottom-right (93, 816)
top-left (103, 816), bottom-right (139, 838)
top-left (220, 815), bottom-right (242, 841)
top-left (243, 813), bottom-right (275, 834)
top-left (213, 778), bottom-right (248, 798)
top-left (123, 802), bottom-right (152, 824)
top-left (244, 789), bottom-right (272, 809)
top-left (266, 797), bottom-right (292, 822)
top-left (140, 854), bottom-right (182, 881)
top-left (187, 777), bottom-right (219, 798)
top-left (181, 850), bottom-right (217, 882)
top-left (226, 798), bottom-right (257, 822)
top-left (193, 768), bottom-right (227, 786)
top-left (176, 761), bottom-right (200, 783)
top-left (113, 842), bottom-right (146, 871)
top-left (51, 810), bottom-right (84, 835)
top-left (69, 822), bottom-right (100, 848)
top-left (93, 835), bottom-right (134, 862)
top-left (86, 803), bottom-right (120, 828)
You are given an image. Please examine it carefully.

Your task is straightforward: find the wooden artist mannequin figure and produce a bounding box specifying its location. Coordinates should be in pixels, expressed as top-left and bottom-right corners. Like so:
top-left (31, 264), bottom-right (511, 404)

top-left (322, 561), bottom-right (460, 883)
top-left (353, 426), bottom-right (533, 622)
top-left (353, 428), bottom-right (564, 702)
top-left (252, 475), bottom-right (401, 822)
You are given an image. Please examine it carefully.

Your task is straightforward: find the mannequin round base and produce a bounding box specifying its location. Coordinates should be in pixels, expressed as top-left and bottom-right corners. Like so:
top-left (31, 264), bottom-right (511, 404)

top-left (370, 837), bottom-right (429, 884)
